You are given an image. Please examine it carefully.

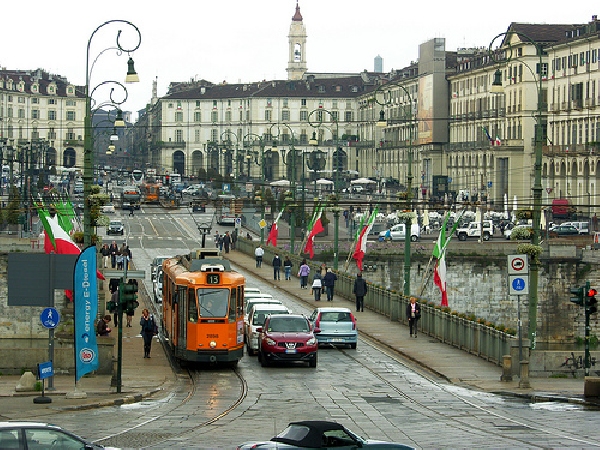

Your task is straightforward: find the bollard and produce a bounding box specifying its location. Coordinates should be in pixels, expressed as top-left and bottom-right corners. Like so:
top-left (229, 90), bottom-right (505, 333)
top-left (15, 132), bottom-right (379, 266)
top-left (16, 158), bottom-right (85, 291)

top-left (519, 360), bottom-right (531, 388)
top-left (500, 355), bottom-right (513, 381)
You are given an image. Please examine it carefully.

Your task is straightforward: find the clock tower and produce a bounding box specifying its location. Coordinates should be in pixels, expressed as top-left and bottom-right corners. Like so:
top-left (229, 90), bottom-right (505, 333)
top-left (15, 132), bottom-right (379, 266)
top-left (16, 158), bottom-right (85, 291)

top-left (287, 1), bottom-right (307, 80)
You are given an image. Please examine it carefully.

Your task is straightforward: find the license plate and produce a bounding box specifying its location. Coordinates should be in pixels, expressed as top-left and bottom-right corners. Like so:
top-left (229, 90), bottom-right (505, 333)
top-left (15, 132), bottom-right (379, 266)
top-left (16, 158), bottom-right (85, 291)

top-left (285, 349), bottom-right (297, 354)
top-left (331, 338), bottom-right (344, 343)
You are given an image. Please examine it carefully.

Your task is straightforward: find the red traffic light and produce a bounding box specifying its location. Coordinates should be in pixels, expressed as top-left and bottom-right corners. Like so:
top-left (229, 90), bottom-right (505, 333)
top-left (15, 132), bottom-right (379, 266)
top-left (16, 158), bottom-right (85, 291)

top-left (588, 288), bottom-right (598, 297)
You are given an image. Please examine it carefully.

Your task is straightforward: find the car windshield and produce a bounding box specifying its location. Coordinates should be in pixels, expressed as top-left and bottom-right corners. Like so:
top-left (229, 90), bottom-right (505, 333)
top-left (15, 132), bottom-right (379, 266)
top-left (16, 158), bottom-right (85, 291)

top-left (320, 311), bottom-right (351, 322)
top-left (268, 317), bottom-right (309, 333)
top-left (253, 309), bottom-right (288, 326)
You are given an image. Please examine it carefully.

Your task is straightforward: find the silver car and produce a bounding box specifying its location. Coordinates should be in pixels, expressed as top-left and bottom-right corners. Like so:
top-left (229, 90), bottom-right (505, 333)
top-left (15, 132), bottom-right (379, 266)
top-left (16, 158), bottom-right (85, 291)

top-left (246, 303), bottom-right (291, 356)
top-left (309, 307), bottom-right (358, 349)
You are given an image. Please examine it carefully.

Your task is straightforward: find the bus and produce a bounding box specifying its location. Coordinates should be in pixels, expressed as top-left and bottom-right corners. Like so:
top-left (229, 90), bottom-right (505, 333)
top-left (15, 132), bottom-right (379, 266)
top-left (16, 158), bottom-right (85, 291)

top-left (167, 173), bottom-right (182, 185)
top-left (132, 169), bottom-right (144, 184)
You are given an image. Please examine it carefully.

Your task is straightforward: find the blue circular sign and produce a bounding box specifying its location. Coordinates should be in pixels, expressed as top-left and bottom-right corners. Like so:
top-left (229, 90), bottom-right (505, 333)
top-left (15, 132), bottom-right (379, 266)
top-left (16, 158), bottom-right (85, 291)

top-left (41, 307), bottom-right (60, 329)
top-left (511, 278), bottom-right (526, 292)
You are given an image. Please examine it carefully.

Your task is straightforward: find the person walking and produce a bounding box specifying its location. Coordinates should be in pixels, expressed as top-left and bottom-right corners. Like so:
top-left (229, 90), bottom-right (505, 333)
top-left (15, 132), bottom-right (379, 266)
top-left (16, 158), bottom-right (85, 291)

top-left (406, 296), bottom-right (421, 338)
top-left (218, 233), bottom-right (224, 252)
top-left (320, 263), bottom-right (327, 295)
top-left (312, 270), bottom-right (322, 301)
top-left (109, 241), bottom-right (119, 268)
top-left (353, 272), bottom-right (368, 312)
top-left (272, 253), bottom-right (282, 280)
top-left (255, 245), bottom-right (264, 267)
top-left (100, 243), bottom-right (110, 268)
top-left (140, 308), bottom-right (157, 358)
top-left (298, 259), bottom-right (310, 289)
top-left (223, 231), bottom-right (231, 253)
top-left (283, 256), bottom-right (293, 280)
top-left (323, 268), bottom-right (337, 301)
top-left (231, 228), bottom-right (238, 250)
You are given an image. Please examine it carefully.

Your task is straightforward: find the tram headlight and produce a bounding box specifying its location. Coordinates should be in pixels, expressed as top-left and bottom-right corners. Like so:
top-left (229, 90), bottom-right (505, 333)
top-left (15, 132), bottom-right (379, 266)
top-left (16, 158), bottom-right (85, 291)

top-left (209, 341), bottom-right (217, 349)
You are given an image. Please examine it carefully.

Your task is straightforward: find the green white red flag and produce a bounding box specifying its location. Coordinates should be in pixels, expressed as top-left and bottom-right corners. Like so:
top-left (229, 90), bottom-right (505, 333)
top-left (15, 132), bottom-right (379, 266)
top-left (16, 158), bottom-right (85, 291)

top-left (303, 207), bottom-right (324, 259)
top-left (266, 208), bottom-right (284, 247)
top-left (432, 210), bottom-right (463, 307)
top-left (352, 207), bottom-right (378, 271)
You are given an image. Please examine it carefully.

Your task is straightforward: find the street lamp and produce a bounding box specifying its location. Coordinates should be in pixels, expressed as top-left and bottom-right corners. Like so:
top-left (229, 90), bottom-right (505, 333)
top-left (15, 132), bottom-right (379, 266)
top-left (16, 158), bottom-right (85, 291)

top-left (83, 20), bottom-right (141, 248)
top-left (270, 123), bottom-right (298, 252)
top-left (489, 31), bottom-right (544, 350)
top-left (244, 132), bottom-right (266, 244)
top-left (375, 82), bottom-right (414, 296)
top-left (221, 130), bottom-right (240, 187)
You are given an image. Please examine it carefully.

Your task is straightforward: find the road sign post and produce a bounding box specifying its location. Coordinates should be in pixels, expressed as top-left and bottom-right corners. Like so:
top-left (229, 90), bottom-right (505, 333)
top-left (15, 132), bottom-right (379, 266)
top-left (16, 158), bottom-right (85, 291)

top-left (508, 254), bottom-right (530, 383)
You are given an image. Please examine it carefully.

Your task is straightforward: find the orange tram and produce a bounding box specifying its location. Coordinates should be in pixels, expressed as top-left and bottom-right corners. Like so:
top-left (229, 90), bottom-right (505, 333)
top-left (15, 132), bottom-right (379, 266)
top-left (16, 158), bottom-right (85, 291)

top-left (162, 250), bottom-right (245, 364)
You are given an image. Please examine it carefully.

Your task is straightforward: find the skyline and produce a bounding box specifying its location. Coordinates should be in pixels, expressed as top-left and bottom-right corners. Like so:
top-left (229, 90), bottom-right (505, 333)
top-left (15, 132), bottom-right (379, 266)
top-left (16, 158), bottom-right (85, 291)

top-left (1, 1), bottom-right (598, 119)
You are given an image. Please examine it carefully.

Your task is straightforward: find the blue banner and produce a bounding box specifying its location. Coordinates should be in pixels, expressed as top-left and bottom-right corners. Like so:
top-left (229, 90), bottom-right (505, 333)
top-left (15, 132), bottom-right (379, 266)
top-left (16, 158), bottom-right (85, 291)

top-left (74, 246), bottom-right (99, 381)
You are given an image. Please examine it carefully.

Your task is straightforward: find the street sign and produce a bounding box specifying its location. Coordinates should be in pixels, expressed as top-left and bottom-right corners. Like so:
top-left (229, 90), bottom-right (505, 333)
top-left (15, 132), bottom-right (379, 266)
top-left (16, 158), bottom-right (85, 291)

top-left (447, 177), bottom-right (452, 183)
top-left (259, 218), bottom-right (267, 229)
top-left (40, 307), bottom-right (60, 329)
top-left (509, 275), bottom-right (529, 296)
top-left (37, 361), bottom-right (54, 380)
top-left (103, 270), bottom-right (146, 279)
top-left (508, 254), bottom-right (529, 275)
top-left (235, 217), bottom-right (242, 228)
top-left (487, 181), bottom-right (493, 188)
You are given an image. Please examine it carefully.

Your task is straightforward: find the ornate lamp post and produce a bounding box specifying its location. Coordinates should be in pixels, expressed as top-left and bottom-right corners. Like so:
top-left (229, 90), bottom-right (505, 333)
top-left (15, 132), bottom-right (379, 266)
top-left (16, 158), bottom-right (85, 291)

top-left (221, 130), bottom-right (240, 186)
top-left (489, 31), bottom-right (544, 351)
top-left (83, 20), bottom-right (141, 248)
top-left (244, 132), bottom-right (266, 244)
top-left (375, 82), bottom-right (414, 296)
top-left (270, 123), bottom-right (298, 252)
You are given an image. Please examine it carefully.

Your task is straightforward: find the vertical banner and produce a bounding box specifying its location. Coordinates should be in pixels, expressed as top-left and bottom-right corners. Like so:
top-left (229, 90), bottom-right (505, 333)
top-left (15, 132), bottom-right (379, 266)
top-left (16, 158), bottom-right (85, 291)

top-left (74, 246), bottom-right (99, 381)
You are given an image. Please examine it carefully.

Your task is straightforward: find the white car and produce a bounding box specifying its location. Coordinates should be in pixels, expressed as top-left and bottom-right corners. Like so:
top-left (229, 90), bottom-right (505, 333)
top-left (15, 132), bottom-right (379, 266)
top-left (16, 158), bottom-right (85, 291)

top-left (182, 186), bottom-right (200, 196)
top-left (245, 303), bottom-right (291, 356)
top-left (154, 268), bottom-right (163, 303)
top-left (102, 204), bottom-right (115, 213)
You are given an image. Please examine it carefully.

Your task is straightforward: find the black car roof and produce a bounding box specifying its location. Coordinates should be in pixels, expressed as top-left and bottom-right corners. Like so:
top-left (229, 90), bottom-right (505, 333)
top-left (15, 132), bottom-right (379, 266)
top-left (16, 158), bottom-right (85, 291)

top-left (272, 421), bottom-right (348, 448)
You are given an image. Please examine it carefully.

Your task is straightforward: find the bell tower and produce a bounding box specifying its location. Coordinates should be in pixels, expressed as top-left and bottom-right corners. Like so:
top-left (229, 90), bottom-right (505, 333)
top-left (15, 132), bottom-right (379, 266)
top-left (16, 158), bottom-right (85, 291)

top-left (287, 1), bottom-right (307, 80)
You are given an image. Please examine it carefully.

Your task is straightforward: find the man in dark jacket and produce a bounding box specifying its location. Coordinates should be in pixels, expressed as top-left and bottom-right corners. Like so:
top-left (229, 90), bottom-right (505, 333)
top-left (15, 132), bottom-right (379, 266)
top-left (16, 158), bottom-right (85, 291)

top-left (323, 268), bottom-right (338, 301)
top-left (223, 231), bottom-right (231, 253)
top-left (353, 272), bottom-right (368, 312)
top-left (272, 253), bottom-right (282, 280)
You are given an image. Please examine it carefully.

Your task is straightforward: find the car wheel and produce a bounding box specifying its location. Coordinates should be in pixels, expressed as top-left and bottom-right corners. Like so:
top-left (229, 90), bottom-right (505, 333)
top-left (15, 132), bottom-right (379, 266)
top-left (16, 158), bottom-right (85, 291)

top-left (350, 343), bottom-right (357, 349)
top-left (458, 234), bottom-right (466, 241)
top-left (411, 235), bottom-right (418, 242)
top-left (247, 343), bottom-right (254, 357)
top-left (483, 233), bottom-right (490, 241)
top-left (309, 352), bottom-right (317, 368)
top-left (260, 351), bottom-right (269, 367)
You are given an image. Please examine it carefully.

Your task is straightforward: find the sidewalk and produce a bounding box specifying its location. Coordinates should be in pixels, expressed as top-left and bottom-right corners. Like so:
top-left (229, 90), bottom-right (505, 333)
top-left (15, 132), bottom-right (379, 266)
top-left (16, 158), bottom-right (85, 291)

top-left (0, 279), bottom-right (178, 418)
top-left (223, 249), bottom-right (594, 405)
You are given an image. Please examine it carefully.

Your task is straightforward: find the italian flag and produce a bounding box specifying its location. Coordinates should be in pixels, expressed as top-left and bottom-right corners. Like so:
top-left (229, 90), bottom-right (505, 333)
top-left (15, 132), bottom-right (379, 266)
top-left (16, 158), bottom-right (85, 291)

top-left (352, 207), bottom-right (378, 271)
top-left (266, 208), bottom-right (284, 247)
top-left (432, 210), bottom-right (463, 307)
top-left (303, 207), bottom-right (324, 259)
top-left (38, 207), bottom-right (81, 255)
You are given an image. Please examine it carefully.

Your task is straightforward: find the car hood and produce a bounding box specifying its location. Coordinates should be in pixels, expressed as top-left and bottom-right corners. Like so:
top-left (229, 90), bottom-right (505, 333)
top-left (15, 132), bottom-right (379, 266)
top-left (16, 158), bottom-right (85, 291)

top-left (267, 332), bottom-right (314, 339)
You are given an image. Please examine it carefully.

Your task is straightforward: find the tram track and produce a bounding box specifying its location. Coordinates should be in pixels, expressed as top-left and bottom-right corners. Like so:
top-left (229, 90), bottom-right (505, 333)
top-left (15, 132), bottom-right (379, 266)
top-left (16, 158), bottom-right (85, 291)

top-left (339, 334), bottom-right (600, 448)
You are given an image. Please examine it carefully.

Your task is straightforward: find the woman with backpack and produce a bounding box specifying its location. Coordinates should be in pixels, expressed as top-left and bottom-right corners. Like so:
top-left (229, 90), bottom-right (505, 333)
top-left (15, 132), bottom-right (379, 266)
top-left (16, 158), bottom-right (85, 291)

top-left (140, 308), bottom-right (157, 358)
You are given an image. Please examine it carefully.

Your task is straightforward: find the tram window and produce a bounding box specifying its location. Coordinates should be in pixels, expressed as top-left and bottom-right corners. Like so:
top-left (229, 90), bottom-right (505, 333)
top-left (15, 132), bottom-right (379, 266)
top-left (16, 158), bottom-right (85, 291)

top-left (198, 289), bottom-right (228, 317)
top-left (228, 288), bottom-right (236, 321)
top-left (237, 286), bottom-right (244, 317)
top-left (188, 288), bottom-right (198, 323)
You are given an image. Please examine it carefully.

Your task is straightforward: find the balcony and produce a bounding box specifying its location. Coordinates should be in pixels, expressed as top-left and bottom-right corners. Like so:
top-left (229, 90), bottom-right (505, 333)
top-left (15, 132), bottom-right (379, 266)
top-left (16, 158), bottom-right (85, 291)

top-left (63, 139), bottom-right (84, 147)
top-left (543, 144), bottom-right (599, 156)
top-left (157, 140), bottom-right (186, 149)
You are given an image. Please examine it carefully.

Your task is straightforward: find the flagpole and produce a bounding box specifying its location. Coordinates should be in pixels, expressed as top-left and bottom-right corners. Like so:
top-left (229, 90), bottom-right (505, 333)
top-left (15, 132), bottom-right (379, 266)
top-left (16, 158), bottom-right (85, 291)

top-left (299, 204), bottom-right (320, 256)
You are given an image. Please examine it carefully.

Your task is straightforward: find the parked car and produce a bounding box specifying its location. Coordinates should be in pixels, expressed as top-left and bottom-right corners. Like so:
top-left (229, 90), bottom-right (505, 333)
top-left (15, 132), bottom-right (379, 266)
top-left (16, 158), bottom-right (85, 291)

top-left (182, 186), bottom-right (200, 196)
top-left (504, 223), bottom-right (532, 240)
top-left (379, 223), bottom-right (421, 242)
top-left (309, 307), bottom-right (358, 349)
top-left (246, 303), bottom-right (291, 356)
top-left (151, 255), bottom-right (170, 282)
top-left (238, 420), bottom-right (415, 449)
top-left (0, 421), bottom-right (112, 449)
top-left (551, 224), bottom-right (579, 236)
top-left (107, 219), bottom-right (124, 235)
top-left (101, 204), bottom-right (115, 214)
top-left (563, 221), bottom-right (590, 235)
top-left (258, 314), bottom-right (318, 367)
top-left (244, 298), bottom-right (283, 335)
top-left (245, 287), bottom-right (262, 296)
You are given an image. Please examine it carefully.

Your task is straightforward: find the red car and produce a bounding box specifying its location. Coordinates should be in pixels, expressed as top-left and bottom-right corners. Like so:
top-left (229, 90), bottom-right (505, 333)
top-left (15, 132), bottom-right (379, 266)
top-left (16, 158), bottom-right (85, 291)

top-left (258, 314), bottom-right (318, 368)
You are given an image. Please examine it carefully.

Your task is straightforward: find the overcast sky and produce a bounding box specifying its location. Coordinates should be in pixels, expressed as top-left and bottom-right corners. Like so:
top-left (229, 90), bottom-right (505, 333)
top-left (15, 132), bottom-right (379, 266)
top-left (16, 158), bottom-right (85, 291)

top-left (1, 1), bottom-right (597, 120)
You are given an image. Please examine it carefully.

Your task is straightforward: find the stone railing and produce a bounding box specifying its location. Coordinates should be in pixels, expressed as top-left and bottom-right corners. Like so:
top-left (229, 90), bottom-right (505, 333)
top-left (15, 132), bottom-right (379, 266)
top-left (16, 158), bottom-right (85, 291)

top-left (236, 237), bottom-right (521, 375)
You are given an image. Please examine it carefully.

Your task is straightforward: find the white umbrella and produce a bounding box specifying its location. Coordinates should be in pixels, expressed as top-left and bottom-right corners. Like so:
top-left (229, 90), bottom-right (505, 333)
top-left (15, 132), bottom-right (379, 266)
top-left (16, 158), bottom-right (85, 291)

top-left (270, 180), bottom-right (290, 187)
top-left (351, 177), bottom-right (376, 184)
top-left (422, 209), bottom-right (430, 233)
top-left (315, 179), bottom-right (333, 185)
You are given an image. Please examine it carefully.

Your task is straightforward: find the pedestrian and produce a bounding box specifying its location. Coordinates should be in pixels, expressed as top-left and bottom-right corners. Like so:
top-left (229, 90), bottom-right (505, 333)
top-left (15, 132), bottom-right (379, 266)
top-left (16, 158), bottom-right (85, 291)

top-left (214, 231), bottom-right (220, 248)
top-left (129, 204), bottom-right (134, 216)
top-left (320, 263), bottom-right (327, 294)
top-left (218, 233), bottom-right (224, 252)
top-left (109, 241), bottom-right (119, 268)
top-left (100, 243), bottom-right (110, 268)
top-left (223, 231), bottom-right (231, 253)
top-left (231, 228), bottom-right (238, 250)
top-left (255, 245), bottom-right (264, 267)
top-left (116, 250), bottom-right (124, 270)
top-left (312, 270), bottom-right (322, 301)
top-left (96, 314), bottom-right (112, 337)
top-left (126, 245), bottom-right (132, 270)
top-left (353, 272), bottom-right (368, 312)
top-left (140, 308), bottom-right (157, 358)
top-left (272, 253), bottom-right (282, 280)
top-left (323, 268), bottom-right (337, 301)
top-left (298, 259), bottom-right (310, 289)
top-left (406, 296), bottom-right (421, 338)
top-left (246, 232), bottom-right (252, 240)
top-left (283, 256), bottom-right (293, 280)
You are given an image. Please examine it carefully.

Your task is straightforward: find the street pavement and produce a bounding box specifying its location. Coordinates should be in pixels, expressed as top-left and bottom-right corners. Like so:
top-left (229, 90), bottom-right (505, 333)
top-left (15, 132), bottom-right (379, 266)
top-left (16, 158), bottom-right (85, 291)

top-left (0, 247), bottom-right (595, 419)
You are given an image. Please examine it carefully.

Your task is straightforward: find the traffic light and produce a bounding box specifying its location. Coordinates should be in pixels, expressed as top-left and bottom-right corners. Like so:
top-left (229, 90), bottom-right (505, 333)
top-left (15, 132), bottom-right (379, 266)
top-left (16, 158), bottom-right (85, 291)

top-left (587, 287), bottom-right (598, 315)
top-left (120, 282), bottom-right (139, 311)
top-left (570, 285), bottom-right (584, 306)
top-left (164, 175), bottom-right (170, 186)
